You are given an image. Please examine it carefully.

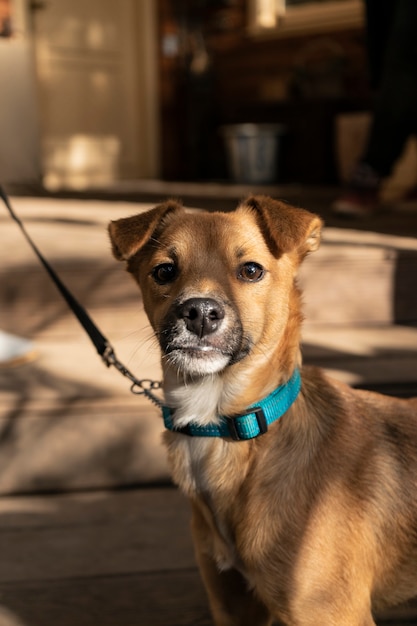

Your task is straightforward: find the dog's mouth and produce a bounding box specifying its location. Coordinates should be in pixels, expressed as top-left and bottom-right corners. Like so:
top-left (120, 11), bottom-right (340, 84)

top-left (176, 345), bottom-right (224, 355)
top-left (164, 334), bottom-right (250, 372)
top-left (158, 324), bottom-right (251, 375)
top-left (163, 343), bottom-right (233, 376)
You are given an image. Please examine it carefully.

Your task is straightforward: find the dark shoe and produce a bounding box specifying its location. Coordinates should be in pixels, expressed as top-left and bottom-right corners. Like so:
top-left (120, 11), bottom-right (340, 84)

top-left (332, 162), bottom-right (381, 217)
top-left (395, 184), bottom-right (417, 210)
top-left (332, 189), bottom-right (380, 217)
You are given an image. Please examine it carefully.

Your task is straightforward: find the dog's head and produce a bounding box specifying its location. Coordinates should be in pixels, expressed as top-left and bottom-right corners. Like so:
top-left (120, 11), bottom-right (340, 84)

top-left (108, 196), bottom-right (322, 380)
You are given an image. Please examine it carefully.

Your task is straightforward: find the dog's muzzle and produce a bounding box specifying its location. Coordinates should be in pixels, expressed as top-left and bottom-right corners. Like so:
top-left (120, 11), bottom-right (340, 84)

top-left (159, 297), bottom-right (249, 375)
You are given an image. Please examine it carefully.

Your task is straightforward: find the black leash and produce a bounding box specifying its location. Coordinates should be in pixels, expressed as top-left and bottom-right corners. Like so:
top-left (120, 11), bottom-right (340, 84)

top-left (0, 186), bottom-right (162, 407)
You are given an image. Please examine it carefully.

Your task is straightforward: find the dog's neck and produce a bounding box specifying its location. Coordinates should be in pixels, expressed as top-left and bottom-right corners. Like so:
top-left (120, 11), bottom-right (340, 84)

top-left (163, 342), bottom-right (302, 431)
top-left (162, 345), bottom-right (302, 499)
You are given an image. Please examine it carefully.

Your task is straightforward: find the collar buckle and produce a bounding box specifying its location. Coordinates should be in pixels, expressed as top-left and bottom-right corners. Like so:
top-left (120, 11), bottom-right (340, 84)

top-left (226, 406), bottom-right (268, 441)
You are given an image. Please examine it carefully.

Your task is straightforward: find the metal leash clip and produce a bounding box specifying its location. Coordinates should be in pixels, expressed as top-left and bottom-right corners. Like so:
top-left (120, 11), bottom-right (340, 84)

top-left (102, 344), bottom-right (163, 408)
top-left (130, 379), bottom-right (163, 406)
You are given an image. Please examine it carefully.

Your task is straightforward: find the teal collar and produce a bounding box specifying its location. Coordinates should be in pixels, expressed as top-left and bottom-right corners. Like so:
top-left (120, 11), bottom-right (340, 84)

top-left (162, 368), bottom-right (301, 441)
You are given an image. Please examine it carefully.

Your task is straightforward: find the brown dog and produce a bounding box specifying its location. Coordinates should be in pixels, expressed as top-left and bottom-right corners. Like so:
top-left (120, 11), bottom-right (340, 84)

top-left (109, 195), bottom-right (417, 626)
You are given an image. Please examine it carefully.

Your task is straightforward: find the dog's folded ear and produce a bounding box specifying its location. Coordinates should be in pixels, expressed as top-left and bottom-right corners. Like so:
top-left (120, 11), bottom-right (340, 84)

top-left (108, 200), bottom-right (183, 261)
top-left (242, 195), bottom-right (323, 258)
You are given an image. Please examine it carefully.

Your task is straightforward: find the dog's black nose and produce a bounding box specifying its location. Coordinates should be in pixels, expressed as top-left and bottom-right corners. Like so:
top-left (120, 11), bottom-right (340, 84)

top-left (178, 298), bottom-right (225, 338)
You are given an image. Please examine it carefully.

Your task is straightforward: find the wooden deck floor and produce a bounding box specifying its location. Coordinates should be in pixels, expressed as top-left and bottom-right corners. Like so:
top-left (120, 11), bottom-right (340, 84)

top-left (0, 486), bottom-right (416, 626)
top-left (0, 487), bottom-right (212, 626)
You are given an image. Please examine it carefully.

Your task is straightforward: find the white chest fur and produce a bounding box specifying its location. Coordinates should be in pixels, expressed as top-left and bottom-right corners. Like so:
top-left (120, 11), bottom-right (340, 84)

top-left (163, 372), bottom-right (253, 572)
top-left (164, 375), bottom-right (225, 429)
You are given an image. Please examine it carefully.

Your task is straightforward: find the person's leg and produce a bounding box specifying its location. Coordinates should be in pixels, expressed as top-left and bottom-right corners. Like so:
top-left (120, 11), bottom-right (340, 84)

top-left (334, 0), bottom-right (417, 215)
top-left (363, 0), bottom-right (417, 177)
top-left (364, 0), bottom-right (396, 90)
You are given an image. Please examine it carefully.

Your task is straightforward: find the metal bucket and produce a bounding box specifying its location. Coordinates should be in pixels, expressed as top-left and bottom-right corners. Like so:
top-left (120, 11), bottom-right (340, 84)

top-left (221, 123), bottom-right (285, 184)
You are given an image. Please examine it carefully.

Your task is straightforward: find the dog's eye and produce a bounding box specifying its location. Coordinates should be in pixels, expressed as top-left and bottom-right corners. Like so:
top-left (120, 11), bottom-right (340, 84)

top-left (152, 263), bottom-right (177, 285)
top-left (238, 262), bottom-right (265, 283)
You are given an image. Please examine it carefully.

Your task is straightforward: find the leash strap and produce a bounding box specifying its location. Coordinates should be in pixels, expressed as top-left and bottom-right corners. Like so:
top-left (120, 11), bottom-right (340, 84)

top-left (163, 368), bottom-right (301, 440)
top-left (0, 187), bottom-right (110, 358)
top-left (0, 186), bottom-right (162, 407)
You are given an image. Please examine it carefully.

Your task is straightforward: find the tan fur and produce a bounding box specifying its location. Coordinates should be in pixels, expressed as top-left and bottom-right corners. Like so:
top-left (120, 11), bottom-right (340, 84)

top-left (109, 195), bottom-right (417, 626)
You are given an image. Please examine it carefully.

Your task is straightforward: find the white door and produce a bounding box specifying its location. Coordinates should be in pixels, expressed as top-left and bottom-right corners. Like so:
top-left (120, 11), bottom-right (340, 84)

top-left (0, 0), bottom-right (41, 184)
top-left (33, 0), bottom-right (159, 188)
